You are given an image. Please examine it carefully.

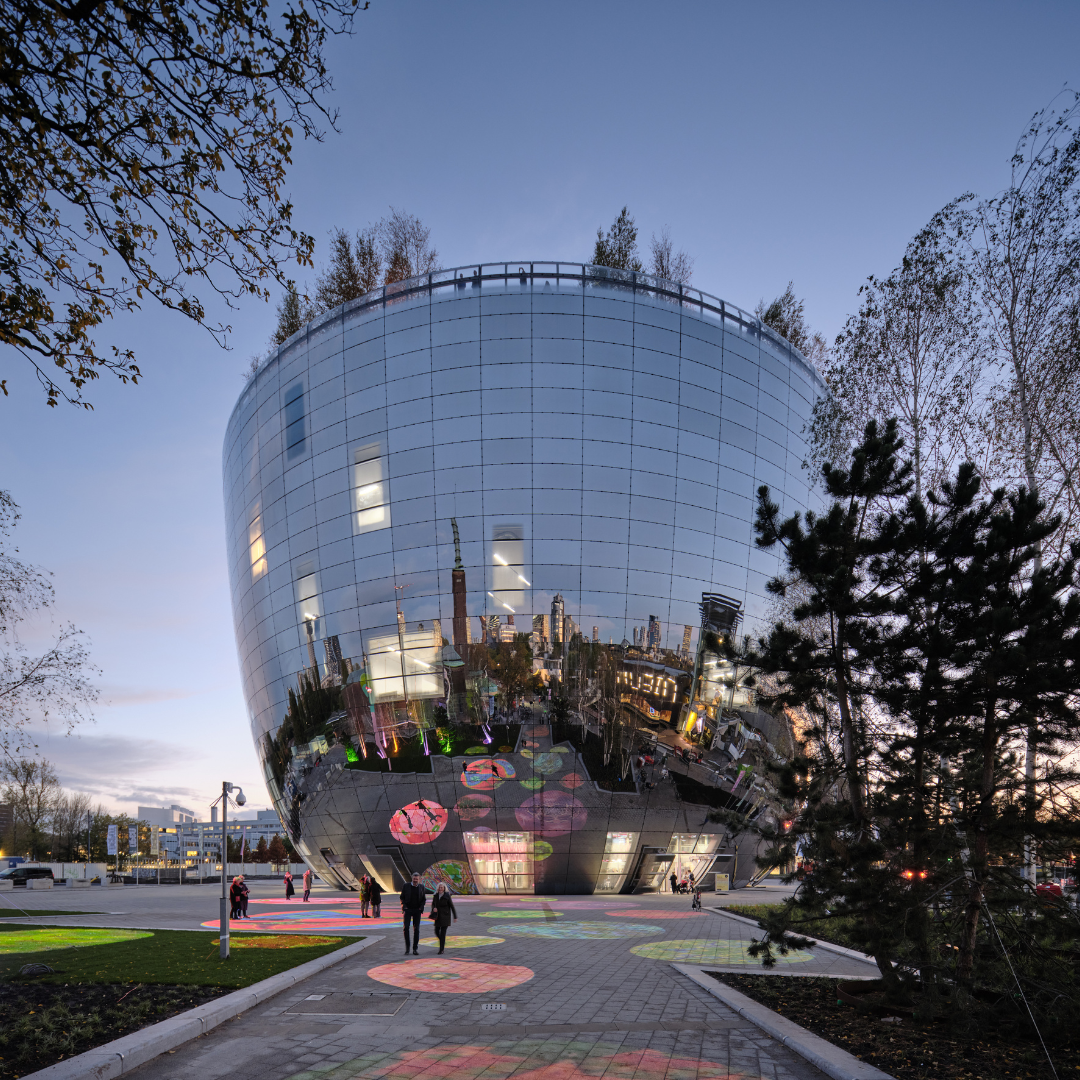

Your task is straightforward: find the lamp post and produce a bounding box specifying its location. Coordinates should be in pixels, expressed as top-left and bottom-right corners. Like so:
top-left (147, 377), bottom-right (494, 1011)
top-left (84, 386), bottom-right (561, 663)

top-left (218, 782), bottom-right (246, 959)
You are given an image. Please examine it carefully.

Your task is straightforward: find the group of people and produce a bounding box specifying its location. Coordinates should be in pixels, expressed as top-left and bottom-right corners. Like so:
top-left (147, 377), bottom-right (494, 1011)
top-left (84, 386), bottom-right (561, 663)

top-left (358, 874), bottom-right (383, 916)
top-left (670, 871), bottom-right (696, 894)
top-left (400, 872), bottom-right (457, 954)
top-left (282, 867), bottom-right (313, 901)
top-left (229, 874), bottom-right (250, 918)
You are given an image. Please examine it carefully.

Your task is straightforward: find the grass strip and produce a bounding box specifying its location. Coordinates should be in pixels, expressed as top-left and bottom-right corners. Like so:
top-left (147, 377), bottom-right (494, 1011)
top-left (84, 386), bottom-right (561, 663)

top-left (0, 924), bottom-right (360, 987)
top-left (0, 982), bottom-right (228, 1078)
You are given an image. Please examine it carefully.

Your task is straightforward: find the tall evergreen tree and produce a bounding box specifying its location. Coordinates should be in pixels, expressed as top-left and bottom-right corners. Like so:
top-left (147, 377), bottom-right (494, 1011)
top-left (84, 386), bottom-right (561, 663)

top-left (746, 420), bottom-right (1080, 1019)
top-left (592, 207), bottom-right (643, 272)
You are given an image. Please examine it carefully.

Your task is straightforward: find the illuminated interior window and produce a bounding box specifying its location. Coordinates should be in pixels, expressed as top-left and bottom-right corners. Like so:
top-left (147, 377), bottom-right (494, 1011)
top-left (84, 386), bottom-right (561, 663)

top-left (248, 511), bottom-right (267, 580)
top-left (595, 830), bottom-right (640, 892)
top-left (668, 832), bottom-right (721, 885)
top-left (463, 830), bottom-right (534, 893)
top-left (295, 564), bottom-right (320, 636)
top-left (353, 443), bottom-right (391, 534)
top-left (366, 629), bottom-right (441, 703)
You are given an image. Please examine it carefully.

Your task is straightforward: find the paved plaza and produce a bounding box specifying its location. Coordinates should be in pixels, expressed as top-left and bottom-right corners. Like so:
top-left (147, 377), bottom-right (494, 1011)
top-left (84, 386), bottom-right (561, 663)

top-left (7, 884), bottom-right (877, 1080)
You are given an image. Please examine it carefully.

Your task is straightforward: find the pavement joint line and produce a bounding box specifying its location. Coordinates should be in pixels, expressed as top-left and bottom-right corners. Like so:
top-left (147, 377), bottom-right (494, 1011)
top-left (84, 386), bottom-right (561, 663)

top-left (671, 962), bottom-right (896, 1080)
top-left (705, 907), bottom-right (882, 966)
top-left (24, 934), bottom-right (385, 1080)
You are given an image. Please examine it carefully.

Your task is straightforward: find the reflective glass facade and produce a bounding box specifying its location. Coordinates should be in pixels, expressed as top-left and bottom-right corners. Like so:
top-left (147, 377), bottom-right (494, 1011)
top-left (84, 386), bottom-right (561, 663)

top-left (223, 264), bottom-right (826, 893)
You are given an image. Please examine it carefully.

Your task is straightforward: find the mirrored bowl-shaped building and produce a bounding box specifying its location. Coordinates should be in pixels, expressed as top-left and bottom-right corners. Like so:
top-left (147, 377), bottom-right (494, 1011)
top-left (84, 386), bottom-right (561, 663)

top-left (223, 263), bottom-right (826, 894)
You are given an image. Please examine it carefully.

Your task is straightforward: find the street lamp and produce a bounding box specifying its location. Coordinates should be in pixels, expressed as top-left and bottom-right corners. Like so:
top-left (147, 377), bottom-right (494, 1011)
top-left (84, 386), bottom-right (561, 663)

top-left (217, 782), bottom-right (246, 959)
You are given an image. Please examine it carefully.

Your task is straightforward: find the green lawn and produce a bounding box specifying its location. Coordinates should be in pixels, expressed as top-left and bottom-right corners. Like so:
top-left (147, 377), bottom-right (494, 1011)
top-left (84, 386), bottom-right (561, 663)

top-left (0, 910), bottom-right (103, 917)
top-left (0, 924), bottom-right (361, 988)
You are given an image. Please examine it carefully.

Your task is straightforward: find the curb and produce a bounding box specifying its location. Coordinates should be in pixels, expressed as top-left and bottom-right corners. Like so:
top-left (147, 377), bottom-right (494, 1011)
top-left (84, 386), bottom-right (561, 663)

top-left (27, 935), bottom-right (385, 1080)
top-left (673, 963), bottom-right (895, 1080)
top-left (706, 907), bottom-right (879, 966)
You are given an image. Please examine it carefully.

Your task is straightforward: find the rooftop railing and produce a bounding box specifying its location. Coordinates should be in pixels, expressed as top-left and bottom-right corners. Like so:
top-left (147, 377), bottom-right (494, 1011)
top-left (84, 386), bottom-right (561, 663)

top-left (241, 262), bottom-right (826, 418)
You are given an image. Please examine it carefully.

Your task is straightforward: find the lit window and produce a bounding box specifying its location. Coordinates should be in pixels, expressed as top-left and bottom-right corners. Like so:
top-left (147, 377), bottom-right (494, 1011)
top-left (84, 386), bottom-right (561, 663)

top-left (296, 564), bottom-right (320, 627)
top-left (248, 510), bottom-right (267, 580)
top-left (353, 443), bottom-right (391, 534)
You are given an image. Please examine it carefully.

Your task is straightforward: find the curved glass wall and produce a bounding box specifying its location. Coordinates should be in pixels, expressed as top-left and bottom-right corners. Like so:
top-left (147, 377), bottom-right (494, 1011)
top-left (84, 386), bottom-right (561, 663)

top-left (223, 263), bottom-right (826, 892)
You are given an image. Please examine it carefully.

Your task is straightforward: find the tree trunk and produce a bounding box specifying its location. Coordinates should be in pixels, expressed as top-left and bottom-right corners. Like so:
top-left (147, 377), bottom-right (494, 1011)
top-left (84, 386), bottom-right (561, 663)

top-left (956, 712), bottom-right (997, 985)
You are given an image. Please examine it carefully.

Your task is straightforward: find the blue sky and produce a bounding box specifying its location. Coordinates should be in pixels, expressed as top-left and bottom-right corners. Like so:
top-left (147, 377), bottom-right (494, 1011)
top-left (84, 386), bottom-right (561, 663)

top-left (2, 1), bottom-right (1078, 817)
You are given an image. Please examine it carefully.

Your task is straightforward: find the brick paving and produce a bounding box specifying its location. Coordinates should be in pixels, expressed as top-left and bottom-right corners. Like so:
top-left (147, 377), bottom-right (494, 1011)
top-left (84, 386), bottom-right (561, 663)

top-left (121, 895), bottom-right (879, 1080)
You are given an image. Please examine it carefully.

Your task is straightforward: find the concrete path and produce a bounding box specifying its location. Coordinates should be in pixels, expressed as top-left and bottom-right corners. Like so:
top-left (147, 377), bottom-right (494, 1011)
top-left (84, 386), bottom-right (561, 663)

top-left (41, 891), bottom-right (877, 1080)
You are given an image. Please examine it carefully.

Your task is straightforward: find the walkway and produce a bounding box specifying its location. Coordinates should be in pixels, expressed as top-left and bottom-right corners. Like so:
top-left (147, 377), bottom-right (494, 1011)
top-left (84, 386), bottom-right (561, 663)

top-left (119, 895), bottom-right (877, 1080)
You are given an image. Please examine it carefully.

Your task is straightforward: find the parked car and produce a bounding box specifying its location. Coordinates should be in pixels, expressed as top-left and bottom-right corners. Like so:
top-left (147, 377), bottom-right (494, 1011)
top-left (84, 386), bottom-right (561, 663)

top-left (0, 866), bottom-right (54, 887)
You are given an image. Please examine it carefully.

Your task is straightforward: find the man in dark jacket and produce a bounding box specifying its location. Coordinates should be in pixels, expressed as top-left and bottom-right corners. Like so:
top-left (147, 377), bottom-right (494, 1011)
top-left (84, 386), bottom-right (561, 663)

top-left (400, 873), bottom-right (427, 954)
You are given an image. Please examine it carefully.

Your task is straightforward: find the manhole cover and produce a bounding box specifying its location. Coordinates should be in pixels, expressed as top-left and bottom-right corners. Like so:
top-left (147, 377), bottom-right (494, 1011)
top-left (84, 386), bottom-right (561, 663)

top-left (288, 994), bottom-right (409, 1015)
top-left (481, 1003), bottom-right (507, 1011)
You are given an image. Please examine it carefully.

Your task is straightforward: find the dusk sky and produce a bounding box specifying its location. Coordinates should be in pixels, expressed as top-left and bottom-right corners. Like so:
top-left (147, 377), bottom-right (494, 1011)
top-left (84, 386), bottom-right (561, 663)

top-left (2, 1), bottom-right (1078, 819)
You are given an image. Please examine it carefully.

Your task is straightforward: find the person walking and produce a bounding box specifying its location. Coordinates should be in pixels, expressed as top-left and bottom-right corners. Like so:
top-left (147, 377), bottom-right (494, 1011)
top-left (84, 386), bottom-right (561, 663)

top-left (360, 874), bottom-right (371, 918)
top-left (669, 871), bottom-right (678, 895)
top-left (430, 883), bottom-right (457, 954)
top-left (370, 875), bottom-right (383, 918)
top-left (229, 875), bottom-right (243, 919)
top-left (236, 874), bottom-right (250, 918)
top-left (302, 867), bottom-right (313, 902)
top-left (400, 872), bottom-right (427, 955)
top-left (284, 869), bottom-right (294, 900)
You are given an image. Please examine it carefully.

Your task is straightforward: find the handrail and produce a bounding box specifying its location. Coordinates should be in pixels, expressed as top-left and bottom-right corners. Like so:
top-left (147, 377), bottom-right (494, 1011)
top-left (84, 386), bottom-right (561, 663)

top-left (236, 262), bottom-right (826, 421)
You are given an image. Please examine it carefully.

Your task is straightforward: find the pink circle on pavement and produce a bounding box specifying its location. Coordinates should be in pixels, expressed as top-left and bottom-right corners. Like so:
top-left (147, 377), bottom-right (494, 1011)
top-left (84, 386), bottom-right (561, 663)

top-left (367, 958), bottom-right (534, 994)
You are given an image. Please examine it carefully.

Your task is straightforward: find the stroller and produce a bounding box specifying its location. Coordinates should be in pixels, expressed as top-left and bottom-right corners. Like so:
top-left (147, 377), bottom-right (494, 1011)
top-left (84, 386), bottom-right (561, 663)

top-left (691, 888), bottom-right (702, 911)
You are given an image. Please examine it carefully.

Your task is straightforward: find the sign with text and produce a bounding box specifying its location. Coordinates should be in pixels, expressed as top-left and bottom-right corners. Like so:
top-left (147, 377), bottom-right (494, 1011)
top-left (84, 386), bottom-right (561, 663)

top-left (106, 824), bottom-right (118, 856)
top-left (129, 826), bottom-right (138, 854)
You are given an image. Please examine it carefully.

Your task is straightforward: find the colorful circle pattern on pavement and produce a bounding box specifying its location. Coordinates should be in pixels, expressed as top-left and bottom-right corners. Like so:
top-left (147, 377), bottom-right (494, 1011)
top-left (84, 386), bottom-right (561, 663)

top-left (461, 759), bottom-right (516, 790)
top-left (476, 910), bottom-right (561, 919)
top-left (630, 938), bottom-right (816, 964)
top-left (390, 799), bottom-right (448, 844)
top-left (603, 909), bottom-right (700, 919)
top-left (367, 958), bottom-right (534, 993)
top-left (200, 910), bottom-right (402, 931)
top-left (514, 790), bottom-right (587, 836)
top-left (0, 928), bottom-right (152, 953)
top-left (418, 936), bottom-right (505, 949)
top-left (420, 860), bottom-right (477, 893)
top-left (454, 794), bottom-right (494, 820)
top-left (488, 921), bottom-right (664, 939)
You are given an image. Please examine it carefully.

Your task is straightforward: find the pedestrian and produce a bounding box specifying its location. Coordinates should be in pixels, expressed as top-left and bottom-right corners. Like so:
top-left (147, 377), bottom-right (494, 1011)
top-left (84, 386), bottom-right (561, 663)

top-left (229, 875), bottom-right (243, 919)
top-left (430, 882), bottom-right (457, 953)
top-left (400, 871), bottom-right (427, 955)
top-left (237, 874), bottom-right (250, 918)
top-left (370, 875), bottom-right (383, 918)
top-left (360, 874), bottom-right (371, 918)
top-left (669, 871), bottom-right (678, 895)
top-left (302, 867), bottom-right (312, 902)
top-left (284, 869), bottom-right (294, 900)
top-left (688, 871), bottom-right (695, 891)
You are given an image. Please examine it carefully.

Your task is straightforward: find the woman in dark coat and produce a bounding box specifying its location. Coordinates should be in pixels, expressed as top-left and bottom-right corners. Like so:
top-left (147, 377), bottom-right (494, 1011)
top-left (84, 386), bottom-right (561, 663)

top-left (284, 870), bottom-right (294, 900)
top-left (229, 876), bottom-right (243, 918)
top-left (430, 883), bottom-right (457, 953)
top-left (369, 876), bottom-right (383, 918)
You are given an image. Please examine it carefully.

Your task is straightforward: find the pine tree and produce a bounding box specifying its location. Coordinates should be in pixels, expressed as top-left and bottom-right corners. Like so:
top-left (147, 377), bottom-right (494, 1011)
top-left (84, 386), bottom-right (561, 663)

top-left (272, 281), bottom-right (304, 344)
top-left (745, 420), bottom-right (1080, 1019)
top-left (592, 207), bottom-right (643, 272)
